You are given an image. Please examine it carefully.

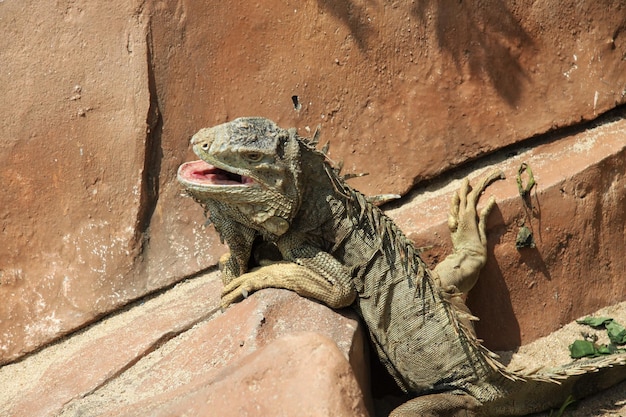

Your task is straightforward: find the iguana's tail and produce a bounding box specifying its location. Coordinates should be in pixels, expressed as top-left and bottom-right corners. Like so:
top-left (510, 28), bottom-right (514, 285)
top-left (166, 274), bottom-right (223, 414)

top-left (485, 353), bottom-right (626, 415)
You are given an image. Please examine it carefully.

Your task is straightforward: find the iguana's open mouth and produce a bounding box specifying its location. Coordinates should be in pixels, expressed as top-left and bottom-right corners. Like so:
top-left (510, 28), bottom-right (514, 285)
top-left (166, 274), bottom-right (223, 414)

top-left (178, 160), bottom-right (254, 186)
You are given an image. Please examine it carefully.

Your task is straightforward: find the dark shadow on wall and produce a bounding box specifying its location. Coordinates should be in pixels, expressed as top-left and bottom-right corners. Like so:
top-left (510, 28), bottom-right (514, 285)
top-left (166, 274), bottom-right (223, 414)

top-left (316, 0), bottom-right (533, 107)
top-left (412, 0), bottom-right (534, 107)
top-left (316, 0), bottom-right (378, 51)
top-left (466, 206), bottom-right (522, 351)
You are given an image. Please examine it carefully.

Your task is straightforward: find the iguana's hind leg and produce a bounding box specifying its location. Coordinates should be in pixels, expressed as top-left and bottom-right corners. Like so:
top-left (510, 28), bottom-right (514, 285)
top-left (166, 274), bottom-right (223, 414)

top-left (389, 393), bottom-right (482, 417)
top-left (433, 170), bottom-right (504, 294)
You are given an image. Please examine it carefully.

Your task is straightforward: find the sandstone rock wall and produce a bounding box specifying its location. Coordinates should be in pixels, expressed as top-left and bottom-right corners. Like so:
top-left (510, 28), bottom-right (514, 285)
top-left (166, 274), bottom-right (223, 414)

top-left (1, 0), bottom-right (625, 363)
top-left (387, 112), bottom-right (626, 349)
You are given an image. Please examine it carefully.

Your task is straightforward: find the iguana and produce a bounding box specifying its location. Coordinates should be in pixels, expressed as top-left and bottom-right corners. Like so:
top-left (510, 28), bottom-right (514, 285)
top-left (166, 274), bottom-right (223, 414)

top-left (177, 117), bottom-right (626, 416)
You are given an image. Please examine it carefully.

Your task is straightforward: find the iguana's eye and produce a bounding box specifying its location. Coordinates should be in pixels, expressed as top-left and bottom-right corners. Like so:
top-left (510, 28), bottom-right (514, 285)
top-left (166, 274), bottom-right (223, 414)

top-left (242, 152), bottom-right (263, 162)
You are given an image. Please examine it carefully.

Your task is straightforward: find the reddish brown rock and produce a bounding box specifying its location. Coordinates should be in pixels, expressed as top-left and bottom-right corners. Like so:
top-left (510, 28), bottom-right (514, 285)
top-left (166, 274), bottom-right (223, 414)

top-left (0, 272), bottom-right (222, 417)
top-left (150, 1), bottom-right (626, 195)
top-left (2, 0), bottom-right (626, 365)
top-left (0, 273), bottom-right (369, 417)
top-left (101, 332), bottom-right (370, 417)
top-left (0, 0), bottom-right (224, 365)
top-left (0, 0), bottom-right (149, 363)
top-left (387, 113), bottom-right (626, 350)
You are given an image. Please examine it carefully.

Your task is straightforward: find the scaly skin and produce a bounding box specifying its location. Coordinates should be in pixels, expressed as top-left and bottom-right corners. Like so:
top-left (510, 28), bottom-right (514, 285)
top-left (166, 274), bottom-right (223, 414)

top-left (178, 117), bottom-right (626, 416)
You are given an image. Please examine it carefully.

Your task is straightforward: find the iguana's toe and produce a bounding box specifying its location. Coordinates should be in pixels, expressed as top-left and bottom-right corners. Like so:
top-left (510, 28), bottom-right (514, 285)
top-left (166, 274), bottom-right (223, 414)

top-left (447, 188), bottom-right (461, 233)
top-left (221, 274), bottom-right (255, 307)
top-left (478, 195), bottom-right (497, 244)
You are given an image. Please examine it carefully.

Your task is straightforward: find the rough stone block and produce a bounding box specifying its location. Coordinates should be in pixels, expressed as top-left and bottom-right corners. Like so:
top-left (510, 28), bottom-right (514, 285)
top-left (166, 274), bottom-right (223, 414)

top-left (0, 271), bottom-right (369, 417)
top-left (387, 113), bottom-right (626, 350)
top-left (3, 0), bottom-right (626, 367)
top-left (150, 1), bottom-right (626, 195)
top-left (0, 272), bottom-right (222, 417)
top-left (99, 332), bottom-right (370, 417)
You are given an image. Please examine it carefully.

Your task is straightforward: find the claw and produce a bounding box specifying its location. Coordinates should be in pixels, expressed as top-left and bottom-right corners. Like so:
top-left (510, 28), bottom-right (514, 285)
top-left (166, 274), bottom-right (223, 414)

top-left (474, 170), bottom-right (506, 196)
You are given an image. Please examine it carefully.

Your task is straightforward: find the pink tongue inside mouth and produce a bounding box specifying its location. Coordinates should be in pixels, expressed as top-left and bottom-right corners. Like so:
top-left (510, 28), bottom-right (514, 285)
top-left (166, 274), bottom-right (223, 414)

top-left (181, 160), bottom-right (252, 185)
top-left (190, 168), bottom-right (215, 180)
top-left (191, 167), bottom-right (225, 181)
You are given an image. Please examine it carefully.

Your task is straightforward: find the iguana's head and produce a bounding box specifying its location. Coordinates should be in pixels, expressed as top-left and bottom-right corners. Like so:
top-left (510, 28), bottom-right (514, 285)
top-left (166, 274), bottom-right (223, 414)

top-left (177, 117), bottom-right (303, 237)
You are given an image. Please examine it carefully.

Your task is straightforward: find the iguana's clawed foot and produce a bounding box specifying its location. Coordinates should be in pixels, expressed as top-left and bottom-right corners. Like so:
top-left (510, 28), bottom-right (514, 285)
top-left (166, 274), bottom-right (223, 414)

top-left (221, 267), bottom-right (260, 308)
top-left (221, 263), bottom-right (295, 308)
top-left (221, 261), bottom-right (357, 309)
top-left (447, 170), bottom-right (503, 247)
top-left (433, 170), bottom-right (504, 294)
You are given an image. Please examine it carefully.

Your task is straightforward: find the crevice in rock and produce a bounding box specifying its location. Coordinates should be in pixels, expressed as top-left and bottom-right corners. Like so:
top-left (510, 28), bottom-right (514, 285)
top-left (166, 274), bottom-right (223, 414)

top-left (132, 21), bottom-right (164, 253)
top-left (72, 306), bottom-right (222, 403)
top-left (2, 264), bottom-right (218, 369)
top-left (386, 104), bottom-right (626, 210)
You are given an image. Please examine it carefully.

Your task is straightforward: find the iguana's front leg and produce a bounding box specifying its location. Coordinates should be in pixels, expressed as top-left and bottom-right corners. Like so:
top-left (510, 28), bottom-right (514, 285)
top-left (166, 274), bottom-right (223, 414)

top-left (209, 206), bottom-right (258, 285)
top-left (433, 170), bottom-right (504, 294)
top-left (221, 235), bottom-right (357, 309)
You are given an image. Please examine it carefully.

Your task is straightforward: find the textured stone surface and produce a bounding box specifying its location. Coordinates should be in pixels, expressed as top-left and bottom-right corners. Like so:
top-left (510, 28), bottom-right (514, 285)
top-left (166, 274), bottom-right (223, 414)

top-left (0, 271), bottom-right (222, 417)
top-left (96, 332), bottom-right (370, 417)
top-left (0, 0), bottom-right (151, 363)
top-left (2, 0), bottom-right (626, 365)
top-left (387, 111), bottom-right (626, 350)
top-left (150, 0), bottom-right (626, 196)
top-left (0, 270), bottom-right (369, 417)
top-left (0, 0), bottom-right (223, 365)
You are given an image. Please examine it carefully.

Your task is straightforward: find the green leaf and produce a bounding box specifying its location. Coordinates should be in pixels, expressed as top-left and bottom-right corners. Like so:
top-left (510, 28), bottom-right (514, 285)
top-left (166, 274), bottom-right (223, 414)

top-left (571, 317), bottom-right (626, 358)
top-left (606, 320), bottom-right (626, 345)
top-left (576, 316), bottom-right (613, 327)
top-left (569, 340), bottom-right (598, 358)
top-left (606, 344), bottom-right (626, 354)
